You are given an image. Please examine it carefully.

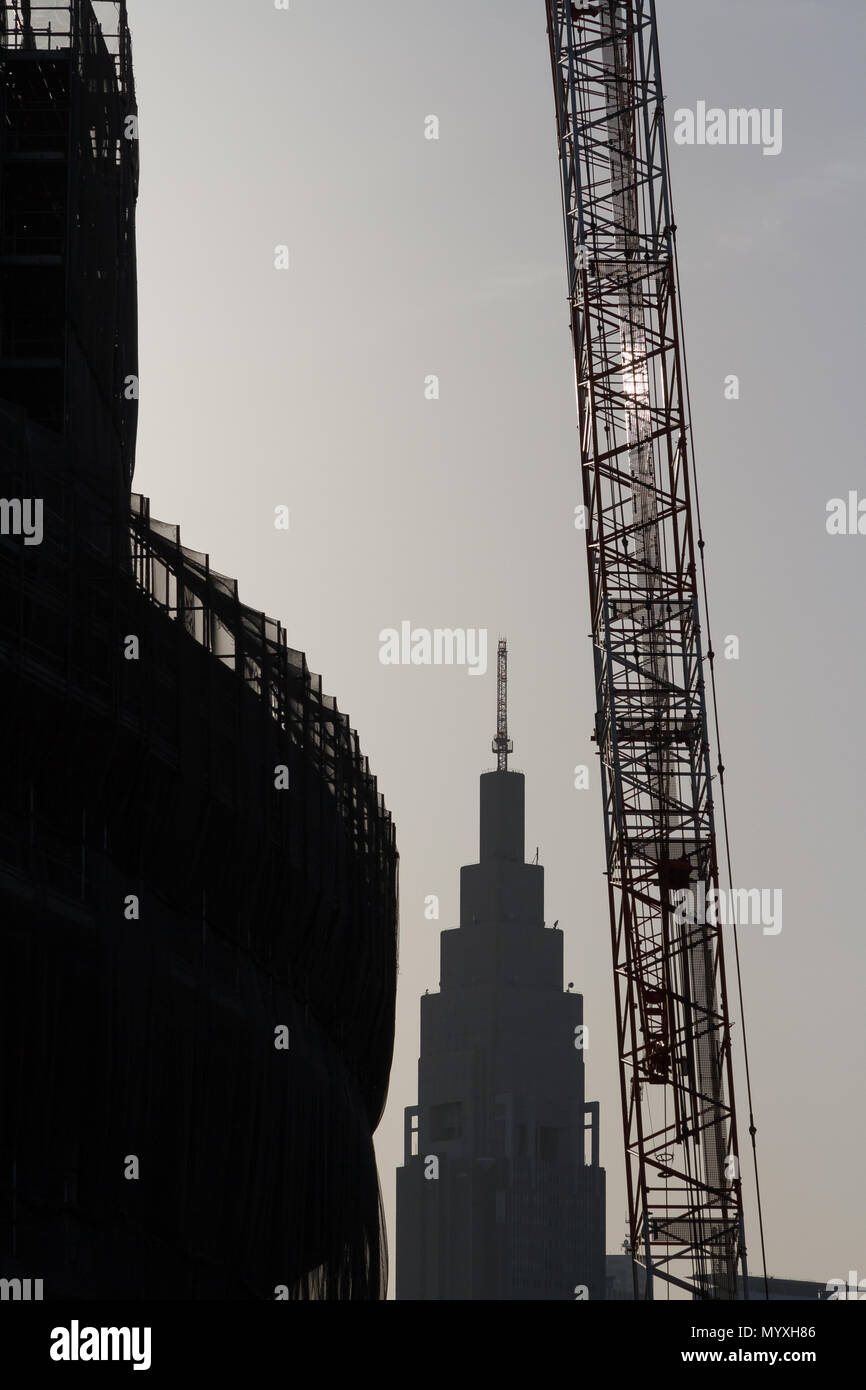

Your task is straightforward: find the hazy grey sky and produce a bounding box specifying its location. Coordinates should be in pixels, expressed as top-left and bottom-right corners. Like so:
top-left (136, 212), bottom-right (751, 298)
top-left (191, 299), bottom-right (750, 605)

top-left (128, 0), bottom-right (865, 1291)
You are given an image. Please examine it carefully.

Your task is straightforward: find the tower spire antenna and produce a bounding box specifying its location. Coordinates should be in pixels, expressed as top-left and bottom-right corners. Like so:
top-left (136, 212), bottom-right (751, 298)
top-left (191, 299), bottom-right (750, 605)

top-left (491, 637), bottom-right (513, 772)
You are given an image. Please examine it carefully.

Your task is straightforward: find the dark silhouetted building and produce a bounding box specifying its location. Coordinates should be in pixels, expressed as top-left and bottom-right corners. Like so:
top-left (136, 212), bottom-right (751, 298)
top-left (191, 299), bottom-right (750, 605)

top-left (0, 0), bottom-right (397, 1299)
top-left (396, 698), bottom-right (605, 1299)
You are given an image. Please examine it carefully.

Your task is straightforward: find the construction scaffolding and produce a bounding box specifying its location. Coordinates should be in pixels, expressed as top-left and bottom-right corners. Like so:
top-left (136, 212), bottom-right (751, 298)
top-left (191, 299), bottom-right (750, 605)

top-left (0, 0), bottom-right (138, 497)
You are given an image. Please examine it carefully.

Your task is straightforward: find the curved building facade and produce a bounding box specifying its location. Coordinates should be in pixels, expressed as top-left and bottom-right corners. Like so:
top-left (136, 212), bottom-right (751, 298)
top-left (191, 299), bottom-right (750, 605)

top-left (0, 1), bottom-right (397, 1299)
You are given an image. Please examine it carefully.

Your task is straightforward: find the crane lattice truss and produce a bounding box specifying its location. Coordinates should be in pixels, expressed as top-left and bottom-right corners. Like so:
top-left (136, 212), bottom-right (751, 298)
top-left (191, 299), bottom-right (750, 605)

top-left (545, 0), bottom-right (746, 1299)
top-left (492, 638), bottom-right (513, 772)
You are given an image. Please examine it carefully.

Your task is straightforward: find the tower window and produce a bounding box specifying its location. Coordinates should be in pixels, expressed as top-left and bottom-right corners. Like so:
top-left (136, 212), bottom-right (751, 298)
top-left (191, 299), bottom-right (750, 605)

top-left (538, 1126), bottom-right (560, 1162)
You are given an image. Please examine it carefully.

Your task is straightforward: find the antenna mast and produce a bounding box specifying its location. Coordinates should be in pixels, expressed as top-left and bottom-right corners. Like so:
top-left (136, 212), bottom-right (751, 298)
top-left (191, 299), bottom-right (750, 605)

top-left (492, 638), bottom-right (513, 772)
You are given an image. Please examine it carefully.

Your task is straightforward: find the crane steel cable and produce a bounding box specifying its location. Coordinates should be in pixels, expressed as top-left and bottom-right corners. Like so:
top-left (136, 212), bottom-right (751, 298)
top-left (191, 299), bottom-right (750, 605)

top-left (663, 208), bottom-right (771, 1302)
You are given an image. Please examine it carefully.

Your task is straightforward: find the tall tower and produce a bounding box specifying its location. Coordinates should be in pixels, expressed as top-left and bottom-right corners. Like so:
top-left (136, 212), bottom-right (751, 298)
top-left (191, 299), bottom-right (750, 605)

top-left (396, 644), bottom-right (605, 1300)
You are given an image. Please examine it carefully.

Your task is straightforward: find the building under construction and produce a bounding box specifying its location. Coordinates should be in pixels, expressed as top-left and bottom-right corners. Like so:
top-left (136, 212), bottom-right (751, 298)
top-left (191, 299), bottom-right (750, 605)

top-left (396, 644), bottom-right (606, 1300)
top-left (0, 1), bottom-right (398, 1299)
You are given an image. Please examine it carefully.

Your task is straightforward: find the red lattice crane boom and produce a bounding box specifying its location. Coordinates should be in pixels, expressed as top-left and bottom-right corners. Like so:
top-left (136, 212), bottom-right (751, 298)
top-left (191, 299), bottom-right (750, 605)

top-left (544, 0), bottom-right (748, 1299)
